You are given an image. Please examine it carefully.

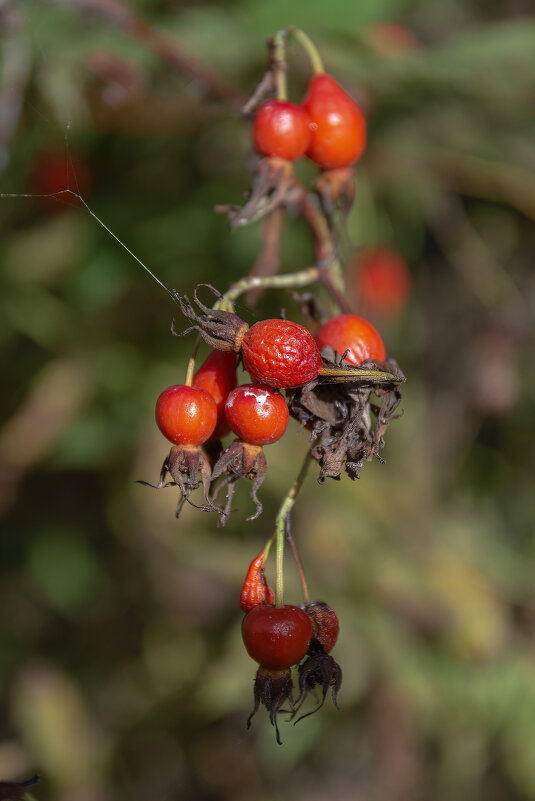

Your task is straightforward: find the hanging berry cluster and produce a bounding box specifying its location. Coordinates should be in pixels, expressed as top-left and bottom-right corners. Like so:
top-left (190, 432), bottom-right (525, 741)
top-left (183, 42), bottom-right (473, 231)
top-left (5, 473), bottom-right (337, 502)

top-left (140, 28), bottom-right (405, 743)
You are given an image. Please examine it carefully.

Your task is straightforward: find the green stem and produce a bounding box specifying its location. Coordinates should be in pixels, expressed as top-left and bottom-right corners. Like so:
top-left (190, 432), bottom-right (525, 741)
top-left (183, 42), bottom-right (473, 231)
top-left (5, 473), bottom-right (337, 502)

top-left (274, 450), bottom-right (313, 607)
top-left (271, 29), bottom-right (288, 101)
top-left (288, 27), bottom-right (325, 74)
top-left (318, 366), bottom-right (403, 384)
top-left (214, 265), bottom-right (319, 312)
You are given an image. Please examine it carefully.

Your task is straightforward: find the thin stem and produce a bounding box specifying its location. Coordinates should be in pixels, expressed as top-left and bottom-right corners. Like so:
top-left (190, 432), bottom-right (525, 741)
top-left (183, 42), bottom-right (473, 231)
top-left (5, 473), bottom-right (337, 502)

top-left (216, 265), bottom-right (319, 311)
top-left (274, 450), bottom-right (313, 607)
top-left (288, 27), bottom-right (325, 74)
top-left (270, 30), bottom-right (288, 101)
top-left (185, 334), bottom-right (201, 386)
top-left (285, 514), bottom-right (310, 604)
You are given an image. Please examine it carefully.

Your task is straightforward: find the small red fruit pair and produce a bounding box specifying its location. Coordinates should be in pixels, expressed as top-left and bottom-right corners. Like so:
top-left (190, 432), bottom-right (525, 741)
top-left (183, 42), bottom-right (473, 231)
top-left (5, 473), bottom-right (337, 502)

top-left (253, 74), bottom-right (366, 169)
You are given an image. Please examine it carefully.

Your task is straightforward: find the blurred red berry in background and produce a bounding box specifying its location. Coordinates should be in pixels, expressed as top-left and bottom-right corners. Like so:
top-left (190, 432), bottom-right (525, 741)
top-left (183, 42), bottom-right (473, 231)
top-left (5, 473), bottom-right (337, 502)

top-left (352, 247), bottom-right (412, 317)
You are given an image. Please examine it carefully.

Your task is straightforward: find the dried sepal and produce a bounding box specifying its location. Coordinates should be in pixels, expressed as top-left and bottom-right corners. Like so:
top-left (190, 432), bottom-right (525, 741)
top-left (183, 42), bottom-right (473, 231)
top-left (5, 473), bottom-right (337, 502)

top-left (247, 666), bottom-right (294, 745)
top-left (211, 440), bottom-right (267, 526)
top-left (215, 157), bottom-right (298, 229)
top-left (138, 444), bottom-right (215, 518)
top-left (315, 165), bottom-right (355, 218)
top-left (287, 347), bottom-right (405, 481)
top-left (172, 284), bottom-right (248, 353)
top-left (293, 640), bottom-right (342, 724)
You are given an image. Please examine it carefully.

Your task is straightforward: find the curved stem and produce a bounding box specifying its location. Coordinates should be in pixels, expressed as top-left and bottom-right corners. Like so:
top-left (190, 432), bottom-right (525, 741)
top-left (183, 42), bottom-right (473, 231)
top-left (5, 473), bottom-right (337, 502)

top-left (274, 449), bottom-right (313, 607)
top-left (215, 265), bottom-right (319, 312)
top-left (288, 27), bottom-right (325, 74)
top-left (285, 515), bottom-right (310, 604)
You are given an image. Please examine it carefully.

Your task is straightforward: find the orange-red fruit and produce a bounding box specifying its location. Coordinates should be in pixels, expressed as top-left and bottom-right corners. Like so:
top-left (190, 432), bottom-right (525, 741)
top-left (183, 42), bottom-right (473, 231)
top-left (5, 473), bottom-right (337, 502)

top-left (240, 552), bottom-right (275, 612)
top-left (242, 604), bottom-right (313, 670)
top-left (193, 351), bottom-right (237, 438)
top-left (303, 73), bottom-right (366, 169)
top-left (355, 247), bottom-right (412, 316)
top-left (241, 319), bottom-right (323, 389)
top-left (155, 385), bottom-right (217, 446)
top-left (303, 602), bottom-right (339, 653)
top-left (253, 100), bottom-right (312, 161)
top-left (225, 384), bottom-right (289, 446)
top-left (315, 313), bottom-right (386, 365)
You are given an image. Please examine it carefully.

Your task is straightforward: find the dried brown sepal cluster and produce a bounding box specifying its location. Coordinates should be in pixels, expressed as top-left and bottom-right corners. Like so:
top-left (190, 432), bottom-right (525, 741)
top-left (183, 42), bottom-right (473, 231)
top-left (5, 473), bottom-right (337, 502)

top-left (137, 444), bottom-right (213, 518)
top-left (211, 440), bottom-right (268, 526)
top-left (216, 157), bottom-right (300, 229)
top-left (287, 347), bottom-right (405, 481)
top-left (293, 640), bottom-right (342, 723)
top-left (247, 667), bottom-right (294, 746)
top-left (172, 285), bottom-right (248, 352)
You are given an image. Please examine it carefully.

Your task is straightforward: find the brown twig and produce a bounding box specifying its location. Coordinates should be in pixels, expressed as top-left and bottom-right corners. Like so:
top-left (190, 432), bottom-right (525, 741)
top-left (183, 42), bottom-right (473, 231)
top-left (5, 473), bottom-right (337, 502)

top-left (245, 207), bottom-right (286, 307)
top-left (42, 0), bottom-right (246, 109)
top-left (300, 192), bottom-right (353, 314)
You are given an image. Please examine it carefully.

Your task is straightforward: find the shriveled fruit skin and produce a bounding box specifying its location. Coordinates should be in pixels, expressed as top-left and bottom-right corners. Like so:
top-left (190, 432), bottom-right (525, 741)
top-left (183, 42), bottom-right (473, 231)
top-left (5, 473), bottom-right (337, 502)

top-left (242, 319), bottom-right (323, 389)
top-left (303, 601), bottom-right (339, 652)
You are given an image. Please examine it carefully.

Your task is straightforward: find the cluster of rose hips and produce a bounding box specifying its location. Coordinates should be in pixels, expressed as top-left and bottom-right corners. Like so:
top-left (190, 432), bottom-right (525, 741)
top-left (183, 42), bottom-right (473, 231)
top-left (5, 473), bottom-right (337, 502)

top-left (240, 550), bottom-right (341, 744)
top-left (142, 306), bottom-right (390, 522)
top-left (140, 29), bottom-right (406, 742)
top-left (253, 67), bottom-right (366, 171)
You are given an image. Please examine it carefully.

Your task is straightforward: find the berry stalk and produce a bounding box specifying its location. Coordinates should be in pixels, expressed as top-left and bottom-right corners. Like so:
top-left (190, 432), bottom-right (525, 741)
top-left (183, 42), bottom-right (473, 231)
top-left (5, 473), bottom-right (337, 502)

top-left (288, 27), bottom-right (325, 74)
top-left (274, 449), bottom-right (313, 607)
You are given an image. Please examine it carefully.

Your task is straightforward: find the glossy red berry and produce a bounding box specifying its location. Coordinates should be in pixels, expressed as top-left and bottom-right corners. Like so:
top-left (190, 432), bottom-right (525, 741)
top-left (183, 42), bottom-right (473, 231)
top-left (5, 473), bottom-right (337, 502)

top-left (193, 351), bottom-right (237, 438)
top-left (355, 247), bottom-right (412, 316)
top-left (315, 313), bottom-right (386, 365)
top-left (242, 605), bottom-right (313, 670)
top-left (240, 551), bottom-right (275, 612)
top-left (303, 74), bottom-right (366, 169)
top-left (253, 100), bottom-right (312, 161)
top-left (225, 384), bottom-right (289, 446)
top-left (155, 385), bottom-right (217, 446)
top-left (241, 319), bottom-right (323, 389)
top-left (303, 602), bottom-right (339, 653)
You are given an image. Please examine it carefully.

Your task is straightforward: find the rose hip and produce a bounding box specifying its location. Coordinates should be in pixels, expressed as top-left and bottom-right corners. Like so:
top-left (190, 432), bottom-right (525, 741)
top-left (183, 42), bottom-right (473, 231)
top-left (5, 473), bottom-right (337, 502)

top-left (242, 319), bottom-right (323, 389)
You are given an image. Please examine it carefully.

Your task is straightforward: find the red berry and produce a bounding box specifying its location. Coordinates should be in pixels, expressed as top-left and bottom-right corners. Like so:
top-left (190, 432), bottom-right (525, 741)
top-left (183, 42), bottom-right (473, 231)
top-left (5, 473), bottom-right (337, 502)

top-left (355, 248), bottom-right (412, 316)
top-left (225, 384), bottom-right (289, 446)
top-left (303, 74), bottom-right (366, 169)
top-left (242, 604), bottom-right (313, 670)
top-left (193, 351), bottom-right (237, 438)
top-left (303, 602), bottom-right (339, 653)
top-left (253, 100), bottom-right (312, 161)
top-left (315, 313), bottom-right (386, 365)
top-left (241, 319), bottom-right (323, 389)
top-left (155, 385), bottom-right (217, 446)
top-left (240, 551), bottom-right (275, 612)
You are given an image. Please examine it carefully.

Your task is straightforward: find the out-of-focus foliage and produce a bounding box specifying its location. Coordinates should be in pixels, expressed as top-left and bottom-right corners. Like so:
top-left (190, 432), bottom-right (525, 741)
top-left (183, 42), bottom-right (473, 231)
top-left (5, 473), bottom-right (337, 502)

top-left (1, 1), bottom-right (535, 800)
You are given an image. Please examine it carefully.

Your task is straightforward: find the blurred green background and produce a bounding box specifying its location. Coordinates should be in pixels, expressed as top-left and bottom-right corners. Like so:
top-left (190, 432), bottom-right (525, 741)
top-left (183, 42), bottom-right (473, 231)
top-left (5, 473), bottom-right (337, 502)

top-left (1, 1), bottom-right (535, 799)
